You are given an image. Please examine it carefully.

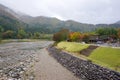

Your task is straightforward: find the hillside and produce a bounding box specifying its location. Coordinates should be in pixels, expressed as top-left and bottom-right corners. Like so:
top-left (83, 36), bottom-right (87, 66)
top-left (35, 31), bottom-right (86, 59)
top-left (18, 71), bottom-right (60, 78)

top-left (17, 12), bottom-right (120, 33)
top-left (0, 3), bottom-right (120, 34)
top-left (18, 15), bottom-right (98, 33)
top-left (0, 4), bottom-right (27, 31)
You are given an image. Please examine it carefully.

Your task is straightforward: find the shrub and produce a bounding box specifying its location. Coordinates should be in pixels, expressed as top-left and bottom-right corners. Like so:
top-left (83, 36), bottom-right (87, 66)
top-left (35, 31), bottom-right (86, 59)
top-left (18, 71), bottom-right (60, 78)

top-left (53, 29), bottom-right (69, 42)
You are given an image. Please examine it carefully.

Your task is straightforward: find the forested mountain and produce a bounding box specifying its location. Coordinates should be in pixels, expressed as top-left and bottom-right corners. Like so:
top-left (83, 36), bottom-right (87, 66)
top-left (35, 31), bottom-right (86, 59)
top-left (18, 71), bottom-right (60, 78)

top-left (20, 15), bottom-right (120, 33)
top-left (0, 3), bottom-right (120, 34)
top-left (20, 16), bottom-right (96, 33)
top-left (0, 4), bottom-right (28, 32)
top-left (18, 15), bottom-right (97, 33)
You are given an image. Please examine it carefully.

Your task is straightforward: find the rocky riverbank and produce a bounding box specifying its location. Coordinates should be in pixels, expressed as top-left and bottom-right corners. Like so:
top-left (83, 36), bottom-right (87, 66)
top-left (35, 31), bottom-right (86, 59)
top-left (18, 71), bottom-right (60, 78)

top-left (47, 46), bottom-right (120, 80)
top-left (0, 41), bottom-right (52, 80)
top-left (0, 55), bottom-right (36, 80)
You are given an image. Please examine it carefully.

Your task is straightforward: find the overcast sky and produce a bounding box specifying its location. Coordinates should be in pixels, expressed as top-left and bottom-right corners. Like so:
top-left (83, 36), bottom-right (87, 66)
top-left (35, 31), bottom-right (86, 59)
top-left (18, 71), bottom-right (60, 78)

top-left (0, 0), bottom-right (120, 24)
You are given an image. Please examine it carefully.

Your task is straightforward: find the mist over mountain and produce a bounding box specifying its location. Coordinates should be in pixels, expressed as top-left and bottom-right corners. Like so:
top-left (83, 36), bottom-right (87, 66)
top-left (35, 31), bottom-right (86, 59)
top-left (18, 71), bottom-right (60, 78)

top-left (0, 3), bottom-right (120, 34)
top-left (0, 4), bottom-right (28, 32)
top-left (115, 20), bottom-right (120, 24)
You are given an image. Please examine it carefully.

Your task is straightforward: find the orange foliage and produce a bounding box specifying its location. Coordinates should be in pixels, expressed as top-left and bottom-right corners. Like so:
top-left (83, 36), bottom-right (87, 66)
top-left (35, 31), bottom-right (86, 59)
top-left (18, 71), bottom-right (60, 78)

top-left (69, 32), bottom-right (90, 42)
top-left (117, 28), bottom-right (120, 39)
top-left (69, 32), bottom-right (82, 41)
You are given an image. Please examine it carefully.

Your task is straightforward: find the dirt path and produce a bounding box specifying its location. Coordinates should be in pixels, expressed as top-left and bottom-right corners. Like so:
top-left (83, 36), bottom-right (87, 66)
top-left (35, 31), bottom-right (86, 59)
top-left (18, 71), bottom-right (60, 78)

top-left (34, 48), bottom-right (80, 80)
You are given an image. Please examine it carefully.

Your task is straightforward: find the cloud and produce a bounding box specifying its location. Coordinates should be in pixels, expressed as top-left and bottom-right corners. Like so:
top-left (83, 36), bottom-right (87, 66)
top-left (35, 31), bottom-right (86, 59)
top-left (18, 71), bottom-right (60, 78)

top-left (0, 0), bottom-right (120, 24)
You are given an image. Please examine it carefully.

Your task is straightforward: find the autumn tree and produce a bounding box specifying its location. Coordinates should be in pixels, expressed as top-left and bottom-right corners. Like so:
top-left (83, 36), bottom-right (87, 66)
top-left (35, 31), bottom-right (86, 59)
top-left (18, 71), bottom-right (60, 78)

top-left (53, 29), bottom-right (69, 42)
top-left (82, 33), bottom-right (90, 42)
top-left (117, 28), bottom-right (120, 40)
top-left (69, 32), bottom-right (81, 42)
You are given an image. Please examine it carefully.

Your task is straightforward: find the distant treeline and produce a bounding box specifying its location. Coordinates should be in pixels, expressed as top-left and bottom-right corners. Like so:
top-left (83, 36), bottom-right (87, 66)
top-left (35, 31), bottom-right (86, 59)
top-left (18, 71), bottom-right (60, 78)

top-left (0, 25), bottom-right (52, 40)
top-left (53, 28), bottom-right (120, 42)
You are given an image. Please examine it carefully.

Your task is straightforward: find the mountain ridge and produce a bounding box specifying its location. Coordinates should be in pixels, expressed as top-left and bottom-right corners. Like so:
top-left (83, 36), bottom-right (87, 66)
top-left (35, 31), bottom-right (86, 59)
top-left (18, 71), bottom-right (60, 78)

top-left (0, 3), bottom-right (120, 33)
top-left (0, 4), bottom-right (28, 32)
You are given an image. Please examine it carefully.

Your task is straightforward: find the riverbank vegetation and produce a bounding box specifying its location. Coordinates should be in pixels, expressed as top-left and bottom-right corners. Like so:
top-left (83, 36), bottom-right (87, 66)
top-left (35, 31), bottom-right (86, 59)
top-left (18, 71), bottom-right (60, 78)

top-left (0, 25), bottom-right (53, 41)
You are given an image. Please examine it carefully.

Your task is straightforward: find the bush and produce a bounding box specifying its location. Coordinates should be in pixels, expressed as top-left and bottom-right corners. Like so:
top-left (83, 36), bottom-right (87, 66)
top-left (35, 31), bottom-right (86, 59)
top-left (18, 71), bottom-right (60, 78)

top-left (53, 29), bottom-right (69, 42)
top-left (2, 30), bottom-right (14, 39)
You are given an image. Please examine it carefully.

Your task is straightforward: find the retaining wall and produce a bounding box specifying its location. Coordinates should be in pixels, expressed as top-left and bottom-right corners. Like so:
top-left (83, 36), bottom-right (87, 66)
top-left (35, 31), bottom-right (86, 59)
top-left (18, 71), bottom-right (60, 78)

top-left (47, 47), bottom-right (120, 80)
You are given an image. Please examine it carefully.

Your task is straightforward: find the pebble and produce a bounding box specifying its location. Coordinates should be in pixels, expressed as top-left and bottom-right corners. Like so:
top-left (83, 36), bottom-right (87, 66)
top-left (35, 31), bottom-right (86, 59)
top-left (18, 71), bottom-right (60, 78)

top-left (0, 55), bottom-right (35, 80)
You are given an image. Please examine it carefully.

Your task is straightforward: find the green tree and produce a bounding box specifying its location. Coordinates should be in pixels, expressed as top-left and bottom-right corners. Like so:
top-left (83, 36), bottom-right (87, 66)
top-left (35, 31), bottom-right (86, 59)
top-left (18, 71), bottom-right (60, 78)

top-left (0, 26), bottom-right (4, 41)
top-left (33, 32), bottom-right (40, 39)
top-left (2, 30), bottom-right (14, 39)
top-left (96, 28), bottom-right (117, 36)
top-left (17, 29), bottom-right (26, 39)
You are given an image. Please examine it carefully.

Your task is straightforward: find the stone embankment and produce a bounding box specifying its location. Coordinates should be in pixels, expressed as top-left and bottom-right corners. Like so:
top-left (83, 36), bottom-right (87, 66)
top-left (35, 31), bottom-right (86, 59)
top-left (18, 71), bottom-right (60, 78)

top-left (47, 47), bottom-right (120, 80)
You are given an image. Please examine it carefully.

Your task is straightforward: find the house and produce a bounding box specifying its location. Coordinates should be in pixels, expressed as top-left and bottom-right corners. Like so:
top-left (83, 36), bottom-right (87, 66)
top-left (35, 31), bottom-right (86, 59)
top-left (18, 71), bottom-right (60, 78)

top-left (89, 35), bottom-right (109, 43)
top-left (89, 35), bottom-right (99, 43)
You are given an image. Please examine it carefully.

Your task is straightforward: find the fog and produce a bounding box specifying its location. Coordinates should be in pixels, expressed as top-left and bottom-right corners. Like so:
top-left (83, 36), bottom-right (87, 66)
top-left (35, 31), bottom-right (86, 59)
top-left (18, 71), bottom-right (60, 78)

top-left (0, 0), bottom-right (120, 24)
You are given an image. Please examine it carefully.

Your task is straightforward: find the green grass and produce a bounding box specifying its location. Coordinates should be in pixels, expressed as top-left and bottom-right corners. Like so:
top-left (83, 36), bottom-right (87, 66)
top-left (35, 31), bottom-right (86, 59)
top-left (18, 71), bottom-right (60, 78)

top-left (57, 42), bottom-right (89, 52)
top-left (57, 41), bottom-right (120, 72)
top-left (89, 47), bottom-right (120, 71)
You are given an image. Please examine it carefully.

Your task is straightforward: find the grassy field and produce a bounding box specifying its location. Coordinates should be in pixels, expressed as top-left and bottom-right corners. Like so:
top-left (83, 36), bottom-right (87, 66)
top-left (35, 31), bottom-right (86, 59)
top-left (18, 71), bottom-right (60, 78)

top-left (57, 42), bottom-right (89, 59)
top-left (89, 47), bottom-right (120, 71)
top-left (57, 41), bottom-right (120, 72)
top-left (57, 42), bottom-right (89, 52)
